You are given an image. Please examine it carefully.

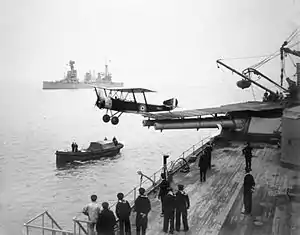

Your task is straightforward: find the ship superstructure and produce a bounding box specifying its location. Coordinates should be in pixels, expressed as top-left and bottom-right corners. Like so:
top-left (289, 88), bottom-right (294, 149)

top-left (43, 61), bottom-right (123, 90)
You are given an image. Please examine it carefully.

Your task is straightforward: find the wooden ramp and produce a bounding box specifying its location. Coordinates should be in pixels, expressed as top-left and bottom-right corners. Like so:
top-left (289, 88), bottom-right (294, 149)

top-left (128, 142), bottom-right (249, 235)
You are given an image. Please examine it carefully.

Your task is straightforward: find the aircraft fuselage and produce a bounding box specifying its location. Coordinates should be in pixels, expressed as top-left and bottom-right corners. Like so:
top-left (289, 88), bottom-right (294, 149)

top-left (96, 97), bottom-right (173, 113)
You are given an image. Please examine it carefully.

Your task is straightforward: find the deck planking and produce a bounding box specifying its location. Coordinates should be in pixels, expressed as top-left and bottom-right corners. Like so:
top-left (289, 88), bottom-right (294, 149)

top-left (219, 145), bottom-right (300, 235)
top-left (127, 143), bottom-right (252, 235)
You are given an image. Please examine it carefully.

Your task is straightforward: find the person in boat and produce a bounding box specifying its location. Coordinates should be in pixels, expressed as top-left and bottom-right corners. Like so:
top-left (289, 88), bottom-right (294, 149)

top-left (243, 168), bottom-right (255, 215)
top-left (71, 142), bottom-right (75, 152)
top-left (96, 202), bottom-right (116, 235)
top-left (263, 91), bottom-right (269, 102)
top-left (134, 187), bottom-right (151, 235)
top-left (162, 188), bottom-right (176, 234)
top-left (73, 142), bottom-right (78, 152)
top-left (175, 184), bottom-right (190, 232)
top-left (242, 142), bottom-right (253, 171)
top-left (198, 149), bottom-right (209, 182)
top-left (112, 137), bottom-right (118, 146)
top-left (115, 193), bottom-right (131, 235)
top-left (83, 194), bottom-right (101, 235)
top-left (158, 173), bottom-right (170, 216)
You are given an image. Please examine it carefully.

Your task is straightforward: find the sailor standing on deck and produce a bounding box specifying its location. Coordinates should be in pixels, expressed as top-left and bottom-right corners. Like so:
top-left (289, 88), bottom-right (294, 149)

top-left (175, 184), bottom-right (190, 232)
top-left (198, 149), bottom-right (209, 182)
top-left (163, 188), bottom-right (176, 234)
top-left (243, 168), bottom-right (255, 215)
top-left (115, 193), bottom-right (131, 235)
top-left (134, 187), bottom-right (151, 235)
top-left (83, 195), bottom-right (101, 235)
top-left (158, 173), bottom-right (170, 216)
top-left (242, 142), bottom-right (253, 171)
top-left (205, 143), bottom-right (213, 170)
top-left (96, 202), bottom-right (116, 235)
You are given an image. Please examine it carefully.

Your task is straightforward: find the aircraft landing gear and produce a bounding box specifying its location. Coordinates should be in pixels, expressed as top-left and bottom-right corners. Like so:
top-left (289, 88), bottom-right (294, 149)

top-left (111, 116), bottom-right (119, 125)
top-left (103, 114), bottom-right (110, 123)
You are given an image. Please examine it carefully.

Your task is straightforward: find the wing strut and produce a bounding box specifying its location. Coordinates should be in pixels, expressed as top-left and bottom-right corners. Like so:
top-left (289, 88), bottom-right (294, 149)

top-left (142, 91), bottom-right (148, 109)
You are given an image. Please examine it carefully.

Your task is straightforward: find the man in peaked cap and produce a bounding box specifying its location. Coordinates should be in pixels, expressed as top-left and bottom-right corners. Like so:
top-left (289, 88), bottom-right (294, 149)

top-left (175, 184), bottom-right (190, 232)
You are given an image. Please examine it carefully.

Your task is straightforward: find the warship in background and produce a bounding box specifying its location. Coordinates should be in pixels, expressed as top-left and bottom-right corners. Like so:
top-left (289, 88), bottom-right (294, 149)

top-left (42, 60), bottom-right (124, 90)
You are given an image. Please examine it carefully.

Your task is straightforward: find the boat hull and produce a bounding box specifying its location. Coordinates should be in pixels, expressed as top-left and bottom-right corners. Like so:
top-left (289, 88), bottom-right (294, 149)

top-left (56, 143), bottom-right (124, 165)
top-left (43, 81), bottom-right (124, 90)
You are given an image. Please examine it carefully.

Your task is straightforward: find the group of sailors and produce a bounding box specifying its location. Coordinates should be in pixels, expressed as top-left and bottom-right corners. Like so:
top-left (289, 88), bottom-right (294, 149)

top-left (82, 187), bottom-right (151, 235)
top-left (158, 174), bottom-right (190, 234)
top-left (82, 141), bottom-right (256, 234)
top-left (262, 90), bottom-right (284, 102)
top-left (82, 180), bottom-right (191, 235)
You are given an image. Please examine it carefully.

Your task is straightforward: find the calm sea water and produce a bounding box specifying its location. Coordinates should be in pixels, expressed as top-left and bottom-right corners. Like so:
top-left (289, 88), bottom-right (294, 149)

top-left (0, 83), bottom-right (234, 235)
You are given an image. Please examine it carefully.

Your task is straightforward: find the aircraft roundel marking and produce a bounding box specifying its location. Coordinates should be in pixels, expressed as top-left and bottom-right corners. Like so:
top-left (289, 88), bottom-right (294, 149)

top-left (139, 104), bottom-right (147, 112)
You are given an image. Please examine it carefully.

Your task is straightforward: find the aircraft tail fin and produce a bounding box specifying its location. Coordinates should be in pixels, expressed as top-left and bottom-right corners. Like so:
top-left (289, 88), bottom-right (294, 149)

top-left (163, 98), bottom-right (178, 109)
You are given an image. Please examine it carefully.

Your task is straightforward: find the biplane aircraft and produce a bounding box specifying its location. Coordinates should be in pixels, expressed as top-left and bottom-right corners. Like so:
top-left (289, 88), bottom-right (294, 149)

top-left (93, 87), bottom-right (178, 125)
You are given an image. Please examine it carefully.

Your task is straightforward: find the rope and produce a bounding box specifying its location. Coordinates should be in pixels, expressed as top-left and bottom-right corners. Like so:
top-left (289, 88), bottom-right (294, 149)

top-left (218, 54), bottom-right (275, 61)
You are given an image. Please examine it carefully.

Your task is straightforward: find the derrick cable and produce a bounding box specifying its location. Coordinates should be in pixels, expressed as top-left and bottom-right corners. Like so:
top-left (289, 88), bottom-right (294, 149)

top-left (286, 28), bottom-right (300, 43)
top-left (286, 29), bottom-right (298, 43)
top-left (218, 54), bottom-right (275, 61)
top-left (251, 38), bottom-right (300, 70)
top-left (251, 52), bottom-right (280, 69)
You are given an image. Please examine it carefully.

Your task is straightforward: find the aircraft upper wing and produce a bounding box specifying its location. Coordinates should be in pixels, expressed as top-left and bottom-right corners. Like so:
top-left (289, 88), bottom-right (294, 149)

top-left (94, 86), bottom-right (155, 93)
top-left (142, 101), bottom-right (283, 120)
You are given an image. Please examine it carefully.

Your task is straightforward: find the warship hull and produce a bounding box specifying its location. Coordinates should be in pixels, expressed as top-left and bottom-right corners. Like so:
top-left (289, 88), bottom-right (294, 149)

top-left (42, 81), bottom-right (124, 90)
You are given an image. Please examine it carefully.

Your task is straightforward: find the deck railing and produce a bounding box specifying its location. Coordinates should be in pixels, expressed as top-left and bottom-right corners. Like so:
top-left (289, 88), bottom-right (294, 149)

top-left (23, 210), bottom-right (73, 235)
top-left (72, 133), bottom-right (216, 234)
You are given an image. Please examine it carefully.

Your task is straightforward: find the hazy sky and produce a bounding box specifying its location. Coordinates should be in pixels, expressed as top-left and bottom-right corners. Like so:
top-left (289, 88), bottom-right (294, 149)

top-left (0, 0), bottom-right (299, 90)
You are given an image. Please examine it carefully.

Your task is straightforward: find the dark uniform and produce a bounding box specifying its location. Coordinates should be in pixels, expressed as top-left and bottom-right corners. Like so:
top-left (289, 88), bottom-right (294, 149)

top-left (96, 202), bottom-right (116, 235)
top-left (175, 185), bottom-right (190, 232)
top-left (242, 143), bottom-right (253, 171)
top-left (206, 144), bottom-right (213, 170)
top-left (134, 188), bottom-right (151, 235)
top-left (158, 176), bottom-right (170, 215)
top-left (71, 142), bottom-right (75, 152)
top-left (163, 190), bottom-right (176, 234)
top-left (198, 150), bottom-right (209, 182)
top-left (243, 171), bottom-right (255, 214)
top-left (115, 194), bottom-right (131, 235)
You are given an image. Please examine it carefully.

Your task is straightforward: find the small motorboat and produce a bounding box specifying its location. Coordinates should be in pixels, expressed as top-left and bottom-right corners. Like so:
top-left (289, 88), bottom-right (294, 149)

top-left (56, 139), bottom-right (124, 165)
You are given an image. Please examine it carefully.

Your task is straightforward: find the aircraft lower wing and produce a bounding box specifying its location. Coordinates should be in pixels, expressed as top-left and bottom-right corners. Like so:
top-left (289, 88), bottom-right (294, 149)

top-left (142, 101), bottom-right (283, 120)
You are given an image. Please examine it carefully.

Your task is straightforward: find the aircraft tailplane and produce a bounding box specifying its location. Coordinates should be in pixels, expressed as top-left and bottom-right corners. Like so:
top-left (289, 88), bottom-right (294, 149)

top-left (163, 98), bottom-right (178, 110)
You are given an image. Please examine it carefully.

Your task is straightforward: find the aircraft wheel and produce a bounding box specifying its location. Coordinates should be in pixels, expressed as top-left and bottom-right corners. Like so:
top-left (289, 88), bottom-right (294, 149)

top-left (111, 116), bottom-right (119, 125)
top-left (103, 114), bottom-right (110, 123)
